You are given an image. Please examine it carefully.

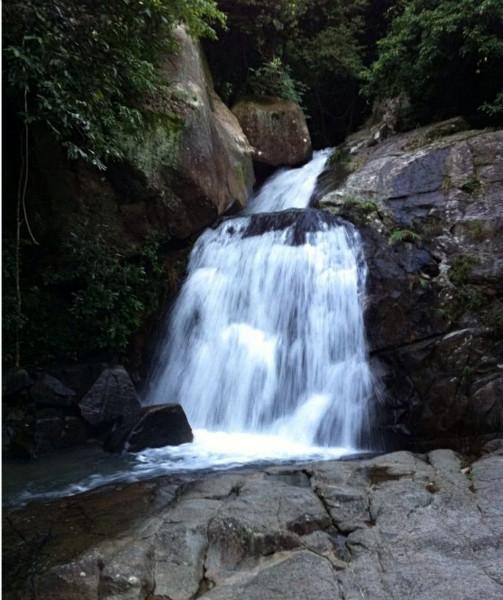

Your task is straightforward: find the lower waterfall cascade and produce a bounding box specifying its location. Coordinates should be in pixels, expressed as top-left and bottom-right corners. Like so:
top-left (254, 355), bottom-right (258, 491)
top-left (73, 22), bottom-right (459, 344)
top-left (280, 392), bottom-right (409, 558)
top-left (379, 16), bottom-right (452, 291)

top-left (5, 149), bottom-right (377, 506)
top-left (146, 149), bottom-right (375, 453)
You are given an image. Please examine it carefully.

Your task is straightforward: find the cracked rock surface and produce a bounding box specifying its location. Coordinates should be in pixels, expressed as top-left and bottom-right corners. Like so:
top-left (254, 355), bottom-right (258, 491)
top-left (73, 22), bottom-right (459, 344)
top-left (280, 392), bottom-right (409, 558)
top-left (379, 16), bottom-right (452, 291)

top-left (3, 446), bottom-right (503, 599)
top-left (317, 123), bottom-right (503, 447)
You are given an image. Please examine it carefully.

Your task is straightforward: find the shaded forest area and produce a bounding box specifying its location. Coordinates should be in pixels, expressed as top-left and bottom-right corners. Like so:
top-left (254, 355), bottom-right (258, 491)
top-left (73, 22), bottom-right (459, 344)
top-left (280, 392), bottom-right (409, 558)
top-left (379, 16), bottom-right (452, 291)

top-left (2, 0), bottom-right (503, 369)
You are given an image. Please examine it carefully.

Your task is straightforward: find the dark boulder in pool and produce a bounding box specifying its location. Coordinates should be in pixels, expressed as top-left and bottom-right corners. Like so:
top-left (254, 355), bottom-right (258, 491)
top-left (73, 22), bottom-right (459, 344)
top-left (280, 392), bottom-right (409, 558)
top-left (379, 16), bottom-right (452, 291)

top-left (105, 403), bottom-right (193, 453)
top-left (31, 373), bottom-right (77, 407)
top-left (79, 366), bottom-right (141, 427)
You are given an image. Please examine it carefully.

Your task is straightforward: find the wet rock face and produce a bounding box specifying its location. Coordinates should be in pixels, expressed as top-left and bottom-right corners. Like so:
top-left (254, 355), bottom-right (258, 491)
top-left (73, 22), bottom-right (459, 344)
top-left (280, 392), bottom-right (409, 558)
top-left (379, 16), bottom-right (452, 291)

top-left (232, 97), bottom-right (312, 167)
top-left (3, 365), bottom-right (195, 458)
top-left (125, 404), bottom-right (193, 452)
top-left (4, 447), bottom-right (503, 599)
top-left (318, 122), bottom-right (503, 448)
top-left (3, 370), bottom-right (87, 458)
top-left (242, 208), bottom-right (343, 244)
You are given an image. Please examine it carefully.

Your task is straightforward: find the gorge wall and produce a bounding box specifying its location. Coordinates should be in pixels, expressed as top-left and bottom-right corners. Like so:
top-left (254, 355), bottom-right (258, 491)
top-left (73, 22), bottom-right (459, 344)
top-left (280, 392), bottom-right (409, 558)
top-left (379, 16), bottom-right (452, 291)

top-left (317, 119), bottom-right (503, 450)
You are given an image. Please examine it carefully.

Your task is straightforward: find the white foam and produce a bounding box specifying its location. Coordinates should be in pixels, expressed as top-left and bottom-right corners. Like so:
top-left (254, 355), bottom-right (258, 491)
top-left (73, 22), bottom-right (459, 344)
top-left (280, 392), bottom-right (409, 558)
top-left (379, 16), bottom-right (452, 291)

top-left (147, 148), bottom-right (373, 451)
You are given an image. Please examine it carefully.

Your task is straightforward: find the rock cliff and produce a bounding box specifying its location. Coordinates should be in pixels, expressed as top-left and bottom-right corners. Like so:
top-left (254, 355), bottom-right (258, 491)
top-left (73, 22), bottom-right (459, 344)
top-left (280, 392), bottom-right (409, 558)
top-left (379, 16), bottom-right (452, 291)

top-left (317, 119), bottom-right (503, 449)
top-left (31, 27), bottom-right (254, 251)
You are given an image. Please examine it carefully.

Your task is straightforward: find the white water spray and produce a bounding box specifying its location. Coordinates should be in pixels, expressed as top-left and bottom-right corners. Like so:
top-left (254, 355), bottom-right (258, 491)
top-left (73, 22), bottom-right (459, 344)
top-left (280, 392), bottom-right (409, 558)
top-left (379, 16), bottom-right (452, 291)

top-left (147, 150), bottom-right (373, 453)
top-left (6, 150), bottom-right (377, 506)
top-left (244, 148), bottom-right (333, 214)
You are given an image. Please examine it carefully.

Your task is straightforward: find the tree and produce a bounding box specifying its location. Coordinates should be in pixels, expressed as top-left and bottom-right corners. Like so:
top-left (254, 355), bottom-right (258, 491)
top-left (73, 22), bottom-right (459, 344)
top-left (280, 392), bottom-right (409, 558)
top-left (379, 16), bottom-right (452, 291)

top-left (205, 0), bottom-right (369, 145)
top-left (286, 0), bottom-right (368, 143)
top-left (3, 0), bottom-right (225, 168)
top-left (365, 0), bottom-right (503, 124)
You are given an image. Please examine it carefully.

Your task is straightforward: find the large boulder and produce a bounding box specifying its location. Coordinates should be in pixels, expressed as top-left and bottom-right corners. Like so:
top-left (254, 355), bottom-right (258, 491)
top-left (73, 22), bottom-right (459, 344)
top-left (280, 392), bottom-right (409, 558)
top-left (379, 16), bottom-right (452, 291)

top-left (114, 26), bottom-right (255, 239)
top-left (79, 366), bottom-right (141, 428)
top-left (232, 97), bottom-right (312, 167)
top-left (30, 374), bottom-right (77, 408)
top-left (31, 27), bottom-right (254, 250)
top-left (318, 121), bottom-right (503, 448)
top-left (105, 403), bottom-right (193, 453)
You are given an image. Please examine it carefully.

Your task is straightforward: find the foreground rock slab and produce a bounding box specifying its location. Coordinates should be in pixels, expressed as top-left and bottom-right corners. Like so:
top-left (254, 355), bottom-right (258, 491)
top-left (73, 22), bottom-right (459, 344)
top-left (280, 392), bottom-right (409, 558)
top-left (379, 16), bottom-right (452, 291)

top-left (4, 445), bottom-right (503, 600)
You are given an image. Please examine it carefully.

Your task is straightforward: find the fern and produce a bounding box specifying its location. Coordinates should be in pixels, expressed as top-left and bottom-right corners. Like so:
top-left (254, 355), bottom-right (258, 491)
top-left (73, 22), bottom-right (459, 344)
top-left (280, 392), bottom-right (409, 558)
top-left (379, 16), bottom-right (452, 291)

top-left (389, 229), bottom-right (421, 245)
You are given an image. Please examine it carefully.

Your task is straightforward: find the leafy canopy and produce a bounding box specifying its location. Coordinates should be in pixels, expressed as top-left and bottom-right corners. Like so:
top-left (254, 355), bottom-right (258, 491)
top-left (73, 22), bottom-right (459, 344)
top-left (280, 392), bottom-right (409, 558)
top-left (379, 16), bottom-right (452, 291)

top-left (206, 0), bottom-right (369, 144)
top-left (245, 58), bottom-right (307, 104)
top-left (364, 0), bottom-right (503, 122)
top-left (4, 0), bottom-right (225, 169)
top-left (3, 232), bottom-right (167, 366)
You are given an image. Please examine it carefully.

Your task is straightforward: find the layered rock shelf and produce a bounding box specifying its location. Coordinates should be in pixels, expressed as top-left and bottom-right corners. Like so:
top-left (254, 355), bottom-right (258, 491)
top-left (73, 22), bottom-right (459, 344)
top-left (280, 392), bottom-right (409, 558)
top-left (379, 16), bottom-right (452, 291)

top-left (4, 444), bottom-right (503, 599)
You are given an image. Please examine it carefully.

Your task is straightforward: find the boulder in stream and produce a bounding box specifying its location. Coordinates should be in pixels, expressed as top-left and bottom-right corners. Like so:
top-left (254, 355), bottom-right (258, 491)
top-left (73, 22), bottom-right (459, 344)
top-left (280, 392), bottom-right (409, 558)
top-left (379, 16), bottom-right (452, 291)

top-left (105, 403), bottom-right (193, 453)
top-left (79, 366), bottom-right (141, 428)
top-left (126, 403), bottom-right (193, 452)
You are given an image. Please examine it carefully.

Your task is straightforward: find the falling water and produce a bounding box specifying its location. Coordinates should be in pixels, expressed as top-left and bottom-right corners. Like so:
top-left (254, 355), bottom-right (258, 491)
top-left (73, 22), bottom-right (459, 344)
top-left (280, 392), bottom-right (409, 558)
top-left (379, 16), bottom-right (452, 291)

top-left (5, 150), bottom-right (376, 506)
top-left (147, 150), bottom-right (374, 452)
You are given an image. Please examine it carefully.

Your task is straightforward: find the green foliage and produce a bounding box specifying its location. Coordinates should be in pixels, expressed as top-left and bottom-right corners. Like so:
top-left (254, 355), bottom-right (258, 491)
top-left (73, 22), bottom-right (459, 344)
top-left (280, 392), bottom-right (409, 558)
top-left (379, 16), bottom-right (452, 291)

top-left (364, 0), bottom-right (503, 123)
top-left (482, 91), bottom-right (503, 117)
top-left (246, 58), bottom-right (307, 103)
top-left (449, 256), bottom-right (479, 287)
top-left (460, 178), bottom-right (482, 195)
top-left (3, 0), bottom-right (225, 169)
top-left (207, 0), bottom-right (369, 144)
top-left (442, 255), bottom-right (496, 324)
top-left (462, 220), bottom-right (485, 242)
top-left (288, 0), bottom-right (369, 143)
top-left (450, 285), bottom-right (487, 320)
top-left (340, 195), bottom-right (379, 213)
top-left (286, 0), bottom-right (367, 82)
top-left (53, 232), bottom-right (165, 354)
top-left (3, 232), bottom-right (167, 367)
top-left (389, 229), bottom-right (421, 244)
top-left (217, 0), bottom-right (301, 56)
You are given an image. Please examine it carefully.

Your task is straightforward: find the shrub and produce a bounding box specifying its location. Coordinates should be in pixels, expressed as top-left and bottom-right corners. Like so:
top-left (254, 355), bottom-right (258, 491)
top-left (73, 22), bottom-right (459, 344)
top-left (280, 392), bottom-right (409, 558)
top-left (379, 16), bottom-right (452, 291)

top-left (3, 231), bottom-right (167, 367)
top-left (388, 229), bottom-right (421, 244)
top-left (246, 58), bottom-right (307, 104)
top-left (364, 0), bottom-right (503, 124)
top-left (3, 0), bottom-right (225, 169)
top-left (206, 0), bottom-right (368, 144)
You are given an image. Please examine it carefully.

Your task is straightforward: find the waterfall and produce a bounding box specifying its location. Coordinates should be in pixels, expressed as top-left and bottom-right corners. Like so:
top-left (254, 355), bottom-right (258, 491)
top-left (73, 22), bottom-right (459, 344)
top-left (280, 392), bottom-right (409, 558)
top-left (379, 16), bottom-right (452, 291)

top-left (147, 149), bottom-right (374, 452)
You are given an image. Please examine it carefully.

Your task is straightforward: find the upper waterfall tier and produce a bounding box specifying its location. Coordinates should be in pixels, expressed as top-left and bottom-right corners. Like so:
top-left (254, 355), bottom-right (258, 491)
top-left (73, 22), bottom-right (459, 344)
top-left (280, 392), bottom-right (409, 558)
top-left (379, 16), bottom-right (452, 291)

top-left (245, 148), bottom-right (332, 214)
